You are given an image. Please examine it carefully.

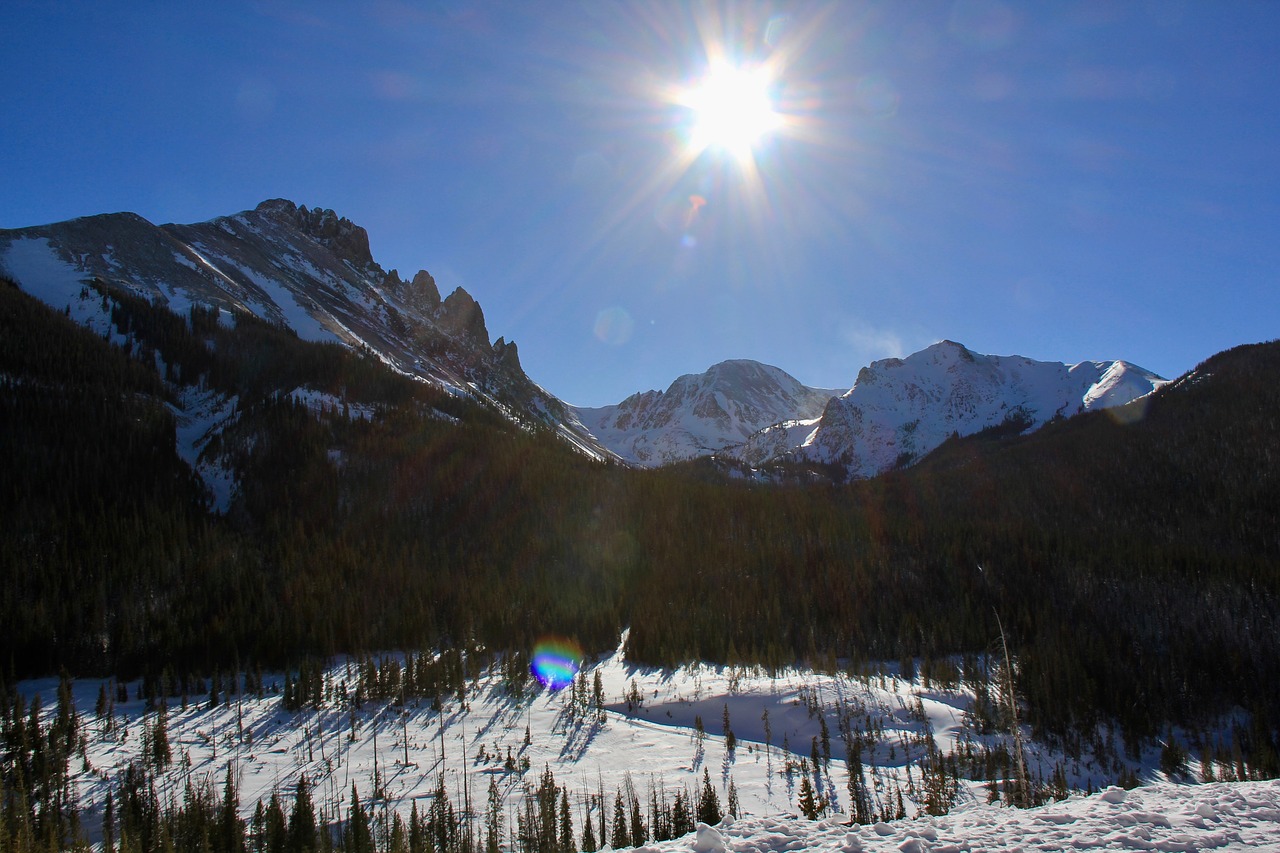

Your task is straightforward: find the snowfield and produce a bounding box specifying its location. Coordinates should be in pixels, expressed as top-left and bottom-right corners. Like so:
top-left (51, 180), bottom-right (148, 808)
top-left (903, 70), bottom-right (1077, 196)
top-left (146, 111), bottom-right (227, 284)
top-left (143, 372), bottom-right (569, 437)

top-left (660, 784), bottom-right (1280, 853)
top-left (17, 635), bottom-right (1280, 851)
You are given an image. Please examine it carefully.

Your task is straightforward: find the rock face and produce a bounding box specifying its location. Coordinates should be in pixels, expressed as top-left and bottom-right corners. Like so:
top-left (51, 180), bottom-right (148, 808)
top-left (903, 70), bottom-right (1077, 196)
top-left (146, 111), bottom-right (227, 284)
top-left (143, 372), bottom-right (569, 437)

top-left (254, 199), bottom-right (373, 267)
top-left (574, 359), bottom-right (841, 466)
top-left (0, 199), bottom-right (613, 461)
top-left (735, 340), bottom-right (1166, 479)
top-left (437, 287), bottom-right (489, 345)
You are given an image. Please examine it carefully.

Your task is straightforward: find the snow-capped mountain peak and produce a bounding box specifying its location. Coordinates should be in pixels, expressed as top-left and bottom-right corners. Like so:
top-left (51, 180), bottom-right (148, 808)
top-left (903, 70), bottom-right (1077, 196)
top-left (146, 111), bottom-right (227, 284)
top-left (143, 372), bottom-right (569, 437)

top-left (574, 359), bottom-right (841, 466)
top-left (0, 200), bottom-right (617, 472)
top-left (736, 340), bottom-right (1166, 478)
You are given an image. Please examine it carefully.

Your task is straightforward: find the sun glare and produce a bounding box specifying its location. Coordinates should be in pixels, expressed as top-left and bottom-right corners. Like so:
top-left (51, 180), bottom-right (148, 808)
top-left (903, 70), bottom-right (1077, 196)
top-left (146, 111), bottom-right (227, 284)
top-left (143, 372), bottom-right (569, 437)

top-left (680, 62), bottom-right (781, 160)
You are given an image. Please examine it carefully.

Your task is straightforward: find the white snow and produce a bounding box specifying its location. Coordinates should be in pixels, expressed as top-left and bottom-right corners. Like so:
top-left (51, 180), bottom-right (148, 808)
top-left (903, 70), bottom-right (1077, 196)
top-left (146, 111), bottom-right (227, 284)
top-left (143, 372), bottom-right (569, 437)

top-left (739, 342), bottom-right (1167, 478)
top-left (576, 361), bottom-right (839, 466)
top-left (289, 386), bottom-right (375, 421)
top-left (19, 637), bottom-right (1280, 851)
top-left (168, 386), bottom-right (240, 514)
top-left (193, 245), bottom-right (343, 344)
top-left (1, 236), bottom-right (87, 308)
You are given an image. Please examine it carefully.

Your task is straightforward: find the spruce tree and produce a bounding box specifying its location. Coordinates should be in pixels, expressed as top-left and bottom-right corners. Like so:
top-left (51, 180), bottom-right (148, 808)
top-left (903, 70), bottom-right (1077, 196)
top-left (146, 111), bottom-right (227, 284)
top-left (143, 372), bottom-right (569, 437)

top-left (797, 769), bottom-right (819, 820)
top-left (559, 789), bottom-right (574, 853)
top-left (696, 770), bottom-right (721, 826)
top-left (611, 792), bottom-right (629, 849)
top-left (221, 766), bottom-right (245, 853)
top-left (287, 775), bottom-right (317, 853)
top-left (581, 803), bottom-right (596, 853)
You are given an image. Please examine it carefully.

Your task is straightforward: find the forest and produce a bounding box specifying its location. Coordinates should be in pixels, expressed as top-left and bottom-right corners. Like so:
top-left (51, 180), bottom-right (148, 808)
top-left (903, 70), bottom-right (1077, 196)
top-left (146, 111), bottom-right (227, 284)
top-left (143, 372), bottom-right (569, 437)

top-left (2, 273), bottom-right (1278, 794)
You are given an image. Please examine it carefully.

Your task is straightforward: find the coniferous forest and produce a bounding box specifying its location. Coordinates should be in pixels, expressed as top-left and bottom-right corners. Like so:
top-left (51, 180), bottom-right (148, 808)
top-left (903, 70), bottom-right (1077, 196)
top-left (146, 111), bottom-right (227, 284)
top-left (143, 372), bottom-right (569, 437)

top-left (3, 274), bottom-right (1280, 850)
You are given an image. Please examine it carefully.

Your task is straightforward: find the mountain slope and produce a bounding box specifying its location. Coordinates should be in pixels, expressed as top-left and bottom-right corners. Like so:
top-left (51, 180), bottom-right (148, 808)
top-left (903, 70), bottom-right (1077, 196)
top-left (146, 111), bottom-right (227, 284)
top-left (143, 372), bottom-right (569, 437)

top-left (737, 340), bottom-right (1165, 478)
top-left (0, 200), bottom-right (613, 461)
top-left (574, 359), bottom-right (841, 465)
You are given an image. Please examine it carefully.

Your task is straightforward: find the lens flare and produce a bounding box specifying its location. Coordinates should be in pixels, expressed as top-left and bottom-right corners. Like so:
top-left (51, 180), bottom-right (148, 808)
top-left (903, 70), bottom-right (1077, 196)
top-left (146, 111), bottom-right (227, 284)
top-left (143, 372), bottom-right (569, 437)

top-left (594, 307), bottom-right (635, 346)
top-left (679, 61), bottom-right (781, 161)
top-left (531, 638), bottom-right (583, 691)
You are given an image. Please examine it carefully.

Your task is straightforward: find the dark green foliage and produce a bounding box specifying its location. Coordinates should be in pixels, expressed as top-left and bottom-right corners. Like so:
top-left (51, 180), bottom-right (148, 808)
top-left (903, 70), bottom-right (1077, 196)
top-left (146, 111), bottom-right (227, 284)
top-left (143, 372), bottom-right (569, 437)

top-left (696, 770), bottom-right (721, 826)
top-left (2, 276), bottom-right (1280, 767)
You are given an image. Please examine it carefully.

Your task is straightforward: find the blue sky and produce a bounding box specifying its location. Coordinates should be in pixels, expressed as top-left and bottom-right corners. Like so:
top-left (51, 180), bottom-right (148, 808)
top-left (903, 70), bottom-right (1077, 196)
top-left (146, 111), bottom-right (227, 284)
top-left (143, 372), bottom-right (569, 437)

top-left (3, 1), bottom-right (1278, 407)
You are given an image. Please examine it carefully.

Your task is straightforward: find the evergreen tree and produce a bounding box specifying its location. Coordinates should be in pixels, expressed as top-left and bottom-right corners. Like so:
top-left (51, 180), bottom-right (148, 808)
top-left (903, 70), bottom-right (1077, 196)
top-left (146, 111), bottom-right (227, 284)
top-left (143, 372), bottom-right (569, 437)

top-left (221, 766), bottom-right (245, 853)
top-left (265, 792), bottom-right (288, 853)
top-left (696, 770), bottom-right (721, 826)
top-left (797, 769), bottom-right (820, 820)
top-left (103, 788), bottom-right (117, 853)
top-left (346, 785), bottom-right (372, 853)
top-left (611, 792), bottom-right (628, 849)
top-left (558, 789), bottom-right (574, 853)
top-left (151, 704), bottom-right (172, 768)
top-left (581, 803), bottom-right (596, 853)
top-left (287, 776), bottom-right (317, 853)
top-left (484, 778), bottom-right (502, 853)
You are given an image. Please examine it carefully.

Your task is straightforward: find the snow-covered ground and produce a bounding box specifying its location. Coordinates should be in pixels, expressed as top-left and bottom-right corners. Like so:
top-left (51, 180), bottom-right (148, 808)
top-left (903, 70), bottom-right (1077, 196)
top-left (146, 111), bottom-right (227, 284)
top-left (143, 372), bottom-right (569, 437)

top-left (666, 784), bottom-right (1280, 853)
top-left (19, 636), bottom-right (1280, 850)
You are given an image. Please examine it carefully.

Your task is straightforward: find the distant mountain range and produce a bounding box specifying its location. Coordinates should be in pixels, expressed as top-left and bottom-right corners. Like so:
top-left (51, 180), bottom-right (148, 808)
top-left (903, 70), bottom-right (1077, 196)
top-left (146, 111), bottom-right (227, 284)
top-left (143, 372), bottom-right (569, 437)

top-left (1, 200), bottom-right (1164, 482)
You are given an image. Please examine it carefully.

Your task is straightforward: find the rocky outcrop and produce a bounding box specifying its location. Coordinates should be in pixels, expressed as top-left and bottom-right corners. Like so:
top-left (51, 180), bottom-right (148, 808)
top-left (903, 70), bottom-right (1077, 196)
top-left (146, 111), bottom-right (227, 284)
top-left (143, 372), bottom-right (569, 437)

top-left (436, 287), bottom-right (489, 345)
top-left (253, 199), bottom-right (373, 267)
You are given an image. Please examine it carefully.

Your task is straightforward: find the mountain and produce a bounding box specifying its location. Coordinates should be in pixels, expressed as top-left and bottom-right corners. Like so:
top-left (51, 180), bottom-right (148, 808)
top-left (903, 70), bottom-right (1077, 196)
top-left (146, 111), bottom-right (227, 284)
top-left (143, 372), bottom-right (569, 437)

top-left (0, 199), bottom-right (613, 467)
top-left (735, 340), bottom-right (1166, 479)
top-left (574, 359), bottom-right (842, 466)
top-left (0, 201), bottom-right (1167, 484)
top-left (4, 237), bottom-right (1280, 768)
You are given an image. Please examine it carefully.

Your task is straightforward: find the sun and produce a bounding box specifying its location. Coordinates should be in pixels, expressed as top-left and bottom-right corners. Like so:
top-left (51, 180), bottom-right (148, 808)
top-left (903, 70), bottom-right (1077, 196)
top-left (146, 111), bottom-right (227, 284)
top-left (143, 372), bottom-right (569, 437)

top-left (679, 61), bottom-right (781, 161)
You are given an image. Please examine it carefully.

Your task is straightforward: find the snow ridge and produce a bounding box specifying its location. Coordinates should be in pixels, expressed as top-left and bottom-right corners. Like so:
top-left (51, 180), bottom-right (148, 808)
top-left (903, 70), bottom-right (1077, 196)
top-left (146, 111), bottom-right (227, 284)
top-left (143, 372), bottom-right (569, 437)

top-left (575, 359), bottom-right (841, 466)
top-left (736, 341), bottom-right (1165, 478)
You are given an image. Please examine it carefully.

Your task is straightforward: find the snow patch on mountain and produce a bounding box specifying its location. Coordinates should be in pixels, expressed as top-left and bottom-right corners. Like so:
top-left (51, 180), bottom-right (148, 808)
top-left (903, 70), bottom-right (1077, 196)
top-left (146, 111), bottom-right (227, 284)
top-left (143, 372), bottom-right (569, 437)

top-left (1, 236), bottom-right (90, 315)
top-left (738, 341), bottom-right (1165, 478)
top-left (1, 199), bottom-right (617, 464)
top-left (168, 387), bottom-right (241, 514)
top-left (575, 359), bottom-right (841, 466)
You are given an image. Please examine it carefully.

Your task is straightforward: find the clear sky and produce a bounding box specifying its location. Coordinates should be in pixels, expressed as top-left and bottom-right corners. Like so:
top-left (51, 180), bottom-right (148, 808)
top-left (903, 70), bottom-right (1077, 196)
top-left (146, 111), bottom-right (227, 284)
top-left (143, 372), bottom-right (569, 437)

top-left (3, 1), bottom-right (1278, 407)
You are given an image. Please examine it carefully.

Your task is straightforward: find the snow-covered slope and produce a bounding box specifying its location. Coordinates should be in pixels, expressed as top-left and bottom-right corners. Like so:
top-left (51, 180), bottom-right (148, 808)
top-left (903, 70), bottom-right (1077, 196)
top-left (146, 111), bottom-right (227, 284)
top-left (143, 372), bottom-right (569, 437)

top-left (575, 360), bottom-right (841, 466)
top-left (19, 644), bottom-right (1280, 851)
top-left (0, 200), bottom-right (614, 462)
top-left (737, 341), bottom-right (1166, 479)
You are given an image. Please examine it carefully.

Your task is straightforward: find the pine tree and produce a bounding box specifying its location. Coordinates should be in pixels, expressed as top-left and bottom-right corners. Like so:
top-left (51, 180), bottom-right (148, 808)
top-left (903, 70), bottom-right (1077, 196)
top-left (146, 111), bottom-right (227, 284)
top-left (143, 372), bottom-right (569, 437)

top-left (581, 801), bottom-right (596, 853)
top-left (696, 770), bottom-right (721, 826)
top-left (797, 769), bottom-right (820, 820)
top-left (671, 788), bottom-right (692, 837)
top-left (265, 792), bottom-right (288, 853)
top-left (347, 784), bottom-right (373, 853)
top-left (287, 775), bottom-right (317, 853)
top-left (484, 778), bottom-right (502, 853)
top-left (103, 789), bottom-right (117, 853)
top-left (611, 792), bottom-right (629, 849)
top-left (151, 703), bottom-right (172, 768)
top-left (221, 765), bottom-right (245, 853)
top-left (559, 789), bottom-right (574, 853)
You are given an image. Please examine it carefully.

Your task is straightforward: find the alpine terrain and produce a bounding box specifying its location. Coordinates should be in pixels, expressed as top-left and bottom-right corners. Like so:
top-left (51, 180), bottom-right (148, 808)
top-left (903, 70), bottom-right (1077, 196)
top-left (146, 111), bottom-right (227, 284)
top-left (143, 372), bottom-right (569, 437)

top-left (574, 359), bottom-right (843, 466)
top-left (735, 341), bottom-right (1166, 479)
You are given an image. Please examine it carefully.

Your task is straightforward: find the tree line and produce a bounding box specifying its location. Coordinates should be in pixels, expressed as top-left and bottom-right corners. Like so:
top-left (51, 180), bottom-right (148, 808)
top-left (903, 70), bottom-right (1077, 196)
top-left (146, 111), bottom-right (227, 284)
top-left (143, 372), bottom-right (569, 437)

top-left (2, 275), bottom-right (1278, 771)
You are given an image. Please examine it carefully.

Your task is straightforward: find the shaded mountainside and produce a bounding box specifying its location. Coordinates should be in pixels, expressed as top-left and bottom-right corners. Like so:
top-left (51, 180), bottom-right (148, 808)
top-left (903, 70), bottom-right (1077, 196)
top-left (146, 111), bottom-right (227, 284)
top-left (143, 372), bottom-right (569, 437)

top-left (1, 266), bottom-right (1279, 769)
top-left (0, 200), bottom-right (1163, 478)
top-left (0, 200), bottom-right (612, 462)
